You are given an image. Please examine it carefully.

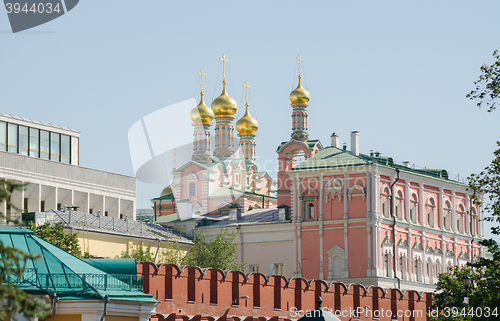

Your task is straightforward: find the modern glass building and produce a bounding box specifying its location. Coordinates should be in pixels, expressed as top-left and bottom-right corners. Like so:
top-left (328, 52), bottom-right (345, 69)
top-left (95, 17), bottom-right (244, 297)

top-left (0, 113), bottom-right (79, 165)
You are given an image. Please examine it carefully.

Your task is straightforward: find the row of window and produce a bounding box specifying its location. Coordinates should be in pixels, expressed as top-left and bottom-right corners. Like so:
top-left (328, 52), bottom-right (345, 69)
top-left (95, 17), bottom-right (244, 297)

top-left (249, 263), bottom-right (284, 276)
top-left (4, 197), bottom-right (109, 217)
top-left (0, 121), bottom-right (73, 163)
top-left (381, 189), bottom-right (478, 234)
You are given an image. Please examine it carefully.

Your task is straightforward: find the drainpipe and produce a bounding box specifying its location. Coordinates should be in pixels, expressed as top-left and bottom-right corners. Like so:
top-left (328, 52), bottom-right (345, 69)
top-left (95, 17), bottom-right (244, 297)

top-left (390, 169), bottom-right (400, 289)
top-left (44, 293), bottom-right (59, 319)
top-left (154, 239), bottom-right (161, 264)
top-left (100, 296), bottom-right (110, 321)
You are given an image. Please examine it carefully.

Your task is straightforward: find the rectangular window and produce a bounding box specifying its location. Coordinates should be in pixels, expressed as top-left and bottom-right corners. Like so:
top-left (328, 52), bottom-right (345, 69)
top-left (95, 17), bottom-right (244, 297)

top-left (0, 121), bottom-right (6, 151)
top-left (40, 200), bottom-right (45, 212)
top-left (7, 123), bottom-right (18, 153)
top-left (23, 198), bottom-right (28, 213)
top-left (60, 134), bottom-right (70, 164)
top-left (89, 208), bottom-right (93, 214)
top-left (270, 263), bottom-right (284, 276)
top-left (50, 132), bottom-right (60, 161)
top-left (105, 211), bottom-right (108, 216)
top-left (40, 130), bottom-right (50, 159)
top-left (18, 126), bottom-right (28, 156)
top-left (249, 265), bottom-right (259, 273)
top-left (57, 203), bottom-right (61, 210)
top-left (29, 128), bottom-right (39, 157)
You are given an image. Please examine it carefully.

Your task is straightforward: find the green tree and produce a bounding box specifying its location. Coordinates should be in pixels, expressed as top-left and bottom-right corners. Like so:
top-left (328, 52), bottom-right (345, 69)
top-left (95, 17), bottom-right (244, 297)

top-left (182, 228), bottom-right (245, 271)
top-left (28, 221), bottom-right (84, 258)
top-left (120, 242), bottom-right (184, 264)
top-left (0, 179), bottom-right (50, 320)
top-left (433, 142), bottom-right (500, 320)
top-left (467, 48), bottom-right (500, 112)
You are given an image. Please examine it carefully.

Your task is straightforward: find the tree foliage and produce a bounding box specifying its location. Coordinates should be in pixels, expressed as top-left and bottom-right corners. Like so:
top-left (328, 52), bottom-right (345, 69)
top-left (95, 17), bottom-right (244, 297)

top-left (120, 242), bottom-right (184, 265)
top-left (28, 221), bottom-right (84, 258)
top-left (182, 228), bottom-right (245, 271)
top-left (433, 143), bottom-right (500, 320)
top-left (467, 48), bottom-right (500, 112)
top-left (0, 179), bottom-right (50, 320)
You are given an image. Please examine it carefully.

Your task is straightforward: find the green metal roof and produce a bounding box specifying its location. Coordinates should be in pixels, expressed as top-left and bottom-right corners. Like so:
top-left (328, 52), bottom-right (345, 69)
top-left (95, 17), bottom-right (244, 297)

top-left (290, 146), bottom-right (461, 184)
top-left (0, 227), bottom-right (156, 302)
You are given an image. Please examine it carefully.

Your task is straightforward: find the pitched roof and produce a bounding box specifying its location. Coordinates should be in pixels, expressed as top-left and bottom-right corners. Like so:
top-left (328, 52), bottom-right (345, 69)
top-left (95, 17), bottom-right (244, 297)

top-left (37, 210), bottom-right (193, 245)
top-left (0, 227), bottom-right (156, 302)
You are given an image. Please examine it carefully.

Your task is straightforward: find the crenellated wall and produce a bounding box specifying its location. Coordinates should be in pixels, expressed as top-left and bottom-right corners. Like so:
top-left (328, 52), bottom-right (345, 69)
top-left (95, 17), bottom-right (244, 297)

top-left (139, 263), bottom-right (433, 321)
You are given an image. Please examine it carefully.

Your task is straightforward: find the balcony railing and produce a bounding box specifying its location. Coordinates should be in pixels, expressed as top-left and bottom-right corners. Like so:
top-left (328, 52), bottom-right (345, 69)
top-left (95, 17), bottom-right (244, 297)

top-left (8, 268), bottom-right (143, 292)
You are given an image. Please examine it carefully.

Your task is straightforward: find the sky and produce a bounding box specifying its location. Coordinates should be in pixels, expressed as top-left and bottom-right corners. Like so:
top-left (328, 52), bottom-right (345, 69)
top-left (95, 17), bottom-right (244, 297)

top-left (1, 1), bottom-right (500, 241)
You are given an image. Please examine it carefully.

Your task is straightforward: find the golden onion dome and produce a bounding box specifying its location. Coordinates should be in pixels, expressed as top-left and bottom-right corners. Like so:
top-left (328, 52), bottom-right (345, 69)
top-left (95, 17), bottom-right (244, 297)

top-left (236, 105), bottom-right (259, 137)
top-left (160, 184), bottom-right (173, 197)
top-left (211, 85), bottom-right (238, 118)
top-left (190, 95), bottom-right (214, 125)
top-left (289, 77), bottom-right (310, 106)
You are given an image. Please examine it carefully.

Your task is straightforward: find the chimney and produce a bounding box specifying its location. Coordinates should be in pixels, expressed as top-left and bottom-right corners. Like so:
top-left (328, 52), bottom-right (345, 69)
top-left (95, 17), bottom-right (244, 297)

top-left (229, 203), bottom-right (242, 221)
top-left (330, 133), bottom-right (339, 148)
top-left (350, 131), bottom-right (359, 156)
top-left (403, 161), bottom-right (410, 168)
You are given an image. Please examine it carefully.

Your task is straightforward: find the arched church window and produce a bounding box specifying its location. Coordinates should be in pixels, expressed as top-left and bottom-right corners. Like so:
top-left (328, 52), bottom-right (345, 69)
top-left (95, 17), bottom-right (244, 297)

top-left (426, 198), bottom-right (435, 227)
top-left (444, 201), bottom-right (451, 230)
top-left (381, 187), bottom-right (390, 218)
top-left (189, 182), bottom-right (196, 197)
top-left (395, 190), bottom-right (403, 220)
top-left (307, 203), bottom-right (315, 219)
top-left (470, 208), bottom-right (477, 235)
top-left (410, 193), bottom-right (418, 223)
top-left (457, 203), bottom-right (465, 233)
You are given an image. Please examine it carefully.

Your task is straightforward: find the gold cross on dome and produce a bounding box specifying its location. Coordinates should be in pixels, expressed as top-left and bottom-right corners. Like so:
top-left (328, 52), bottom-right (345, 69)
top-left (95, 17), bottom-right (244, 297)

top-left (243, 81), bottom-right (251, 107)
top-left (219, 54), bottom-right (229, 84)
top-left (296, 54), bottom-right (303, 78)
top-left (198, 68), bottom-right (206, 95)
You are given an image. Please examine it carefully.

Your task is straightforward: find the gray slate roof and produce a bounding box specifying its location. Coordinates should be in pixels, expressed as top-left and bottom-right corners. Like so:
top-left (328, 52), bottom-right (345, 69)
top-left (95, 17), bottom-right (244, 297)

top-left (42, 210), bottom-right (193, 245)
top-left (200, 207), bottom-right (290, 227)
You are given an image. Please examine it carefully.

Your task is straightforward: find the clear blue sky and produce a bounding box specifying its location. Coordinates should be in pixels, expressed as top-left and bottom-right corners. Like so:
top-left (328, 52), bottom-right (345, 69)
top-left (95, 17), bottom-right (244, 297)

top-left (1, 1), bottom-right (500, 241)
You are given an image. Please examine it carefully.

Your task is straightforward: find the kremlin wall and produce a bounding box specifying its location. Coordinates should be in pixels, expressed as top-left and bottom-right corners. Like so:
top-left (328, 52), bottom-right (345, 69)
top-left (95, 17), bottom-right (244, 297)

top-left (139, 262), bottom-right (434, 321)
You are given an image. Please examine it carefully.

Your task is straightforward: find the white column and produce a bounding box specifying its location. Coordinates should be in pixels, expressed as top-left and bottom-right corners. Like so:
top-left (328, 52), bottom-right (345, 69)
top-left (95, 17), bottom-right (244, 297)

top-left (418, 183), bottom-right (424, 225)
top-left (451, 191), bottom-right (457, 232)
top-left (439, 187), bottom-right (444, 229)
top-left (319, 221), bottom-right (324, 279)
top-left (405, 180), bottom-right (411, 222)
top-left (367, 226), bottom-right (372, 277)
top-left (465, 194), bottom-right (471, 235)
top-left (319, 173), bottom-right (324, 221)
top-left (374, 173), bottom-right (380, 216)
top-left (366, 172), bottom-right (372, 216)
top-left (343, 174), bottom-right (348, 218)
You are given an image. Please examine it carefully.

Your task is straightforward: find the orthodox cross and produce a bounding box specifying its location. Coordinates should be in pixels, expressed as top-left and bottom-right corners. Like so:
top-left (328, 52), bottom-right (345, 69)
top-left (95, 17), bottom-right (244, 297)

top-left (296, 54), bottom-right (303, 78)
top-left (243, 81), bottom-right (251, 107)
top-left (219, 54), bottom-right (228, 85)
top-left (198, 68), bottom-right (206, 95)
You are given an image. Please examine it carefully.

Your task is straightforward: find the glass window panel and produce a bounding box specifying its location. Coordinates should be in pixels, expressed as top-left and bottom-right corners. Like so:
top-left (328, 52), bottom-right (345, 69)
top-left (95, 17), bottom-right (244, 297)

top-left (7, 123), bottom-right (17, 153)
top-left (50, 132), bottom-right (60, 161)
top-left (40, 130), bottom-right (50, 159)
top-left (0, 121), bottom-right (6, 151)
top-left (29, 128), bottom-right (39, 157)
top-left (60, 135), bottom-right (70, 164)
top-left (19, 126), bottom-right (28, 156)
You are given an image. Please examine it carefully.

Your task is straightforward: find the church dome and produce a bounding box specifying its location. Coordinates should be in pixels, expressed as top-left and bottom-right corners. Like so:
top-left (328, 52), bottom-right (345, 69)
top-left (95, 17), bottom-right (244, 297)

top-left (236, 106), bottom-right (259, 137)
top-left (289, 78), bottom-right (310, 106)
top-left (190, 96), bottom-right (214, 125)
top-left (160, 184), bottom-right (173, 197)
top-left (211, 86), bottom-right (238, 118)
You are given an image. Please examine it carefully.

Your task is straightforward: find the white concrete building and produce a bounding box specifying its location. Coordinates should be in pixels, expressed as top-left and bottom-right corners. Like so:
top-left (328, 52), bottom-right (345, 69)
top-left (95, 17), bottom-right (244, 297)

top-left (0, 113), bottom-right (136, 220)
